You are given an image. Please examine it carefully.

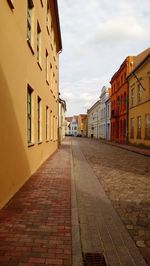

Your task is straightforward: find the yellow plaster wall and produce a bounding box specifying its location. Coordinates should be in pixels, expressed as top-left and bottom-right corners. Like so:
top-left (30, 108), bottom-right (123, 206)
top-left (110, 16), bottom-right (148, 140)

top-left (0, 1), bottom-right (61, 208)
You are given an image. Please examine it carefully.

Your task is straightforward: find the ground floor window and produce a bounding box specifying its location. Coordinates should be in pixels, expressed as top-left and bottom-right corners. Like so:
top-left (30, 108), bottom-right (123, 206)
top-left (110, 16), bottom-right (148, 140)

top-left (137, 116), bottom-right (141, 139)
top-left (145, 113), bottom-right (150, 140)
top-left (130, 118), bottom-right (134, 138)
top-left (27, 85), bottom-right (33, 144)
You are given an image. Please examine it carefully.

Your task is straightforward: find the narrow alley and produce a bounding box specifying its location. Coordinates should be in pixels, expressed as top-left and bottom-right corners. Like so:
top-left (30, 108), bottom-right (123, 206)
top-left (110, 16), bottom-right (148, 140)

top-left (0, 138), bottom-right (149, 266)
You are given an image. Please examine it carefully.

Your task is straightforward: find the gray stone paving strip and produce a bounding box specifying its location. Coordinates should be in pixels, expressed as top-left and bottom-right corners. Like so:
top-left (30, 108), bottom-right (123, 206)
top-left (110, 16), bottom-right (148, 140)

top-left (70, 140), bottom-right (83, 266)
top-left (71, 139), bottom-right (148, 266)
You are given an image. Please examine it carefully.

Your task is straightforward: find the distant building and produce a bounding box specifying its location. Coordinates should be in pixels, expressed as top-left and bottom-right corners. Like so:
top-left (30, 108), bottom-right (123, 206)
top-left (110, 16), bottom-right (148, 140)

top-left (77, 114), bottom-right (87, 136)
top-left (87, 101), bottom-right (101, 138)
top-left (127, 49), bottom-right (150, 147)
top-left (58, 99), bottom-right (66, 144)
top-left (0, 0), bottom-right (62, 208)
top-left (99, 86), bottom-right (110, 139)
top-left (65, 118), bottom-right (71, 136)
top-left (66, 116), bottom-right (78, 136)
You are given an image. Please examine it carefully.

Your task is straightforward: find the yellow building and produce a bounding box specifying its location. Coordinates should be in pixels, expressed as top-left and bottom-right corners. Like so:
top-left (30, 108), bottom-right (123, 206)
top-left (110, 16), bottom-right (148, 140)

top-left (128, 50), bottom-right (150, 147)
top-left (0, 0), bottom-right (62, 208)
top-left (77, 114), bottom-right (87, 137)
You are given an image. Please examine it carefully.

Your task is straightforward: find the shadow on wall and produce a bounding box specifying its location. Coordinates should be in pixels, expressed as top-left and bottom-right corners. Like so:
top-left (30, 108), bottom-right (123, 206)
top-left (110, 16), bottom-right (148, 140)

top-left (0, 65), bottom-right (31, 209)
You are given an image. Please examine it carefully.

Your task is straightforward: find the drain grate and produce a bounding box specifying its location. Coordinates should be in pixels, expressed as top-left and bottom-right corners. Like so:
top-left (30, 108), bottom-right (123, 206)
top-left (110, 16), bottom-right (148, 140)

top-left (83, 253), bottom-right (107, 266)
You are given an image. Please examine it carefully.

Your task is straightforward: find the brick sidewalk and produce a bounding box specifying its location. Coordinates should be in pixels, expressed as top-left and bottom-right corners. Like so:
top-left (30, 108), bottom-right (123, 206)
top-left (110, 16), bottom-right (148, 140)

top-left (0, 142), bottom-right (72, 266)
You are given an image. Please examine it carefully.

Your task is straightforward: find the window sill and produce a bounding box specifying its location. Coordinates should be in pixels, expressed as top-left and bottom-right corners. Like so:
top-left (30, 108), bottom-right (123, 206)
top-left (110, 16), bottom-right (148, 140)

top-left (38, 141), bottom-right (42, 145)
top-left (37, 62), bottom-right (42, 70)
top-left (27, 40), bottom-right (34, 55)
top-left (28, 142), bottom-right (35, 147)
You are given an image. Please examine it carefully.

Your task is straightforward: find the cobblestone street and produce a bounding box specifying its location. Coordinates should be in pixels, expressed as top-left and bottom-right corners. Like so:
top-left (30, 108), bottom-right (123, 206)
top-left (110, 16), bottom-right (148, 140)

top-left (77, 137), bottom-right (150, 265)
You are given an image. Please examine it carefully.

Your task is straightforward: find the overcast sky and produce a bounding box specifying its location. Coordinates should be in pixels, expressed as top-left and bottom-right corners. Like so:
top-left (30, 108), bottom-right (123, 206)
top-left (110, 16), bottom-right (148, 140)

top-left (58, 0), bottom-right (150, 116)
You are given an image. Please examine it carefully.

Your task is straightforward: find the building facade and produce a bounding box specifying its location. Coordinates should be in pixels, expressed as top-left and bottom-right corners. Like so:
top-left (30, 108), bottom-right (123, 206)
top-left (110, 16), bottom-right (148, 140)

top-left (77, 114), bottom-right (87, 136)
top-left (110, 57), bottom-right (133, 144)
top-left (99, 86), bottom-right (109, 139)
top-left (0, 0), bottom-right (62, 208)
top-left (69, 116), bottom-right (78, 136)
top-left (128, 52), bottom-right (150, 147)
top-left (87, 101), bottom-right (101, 138)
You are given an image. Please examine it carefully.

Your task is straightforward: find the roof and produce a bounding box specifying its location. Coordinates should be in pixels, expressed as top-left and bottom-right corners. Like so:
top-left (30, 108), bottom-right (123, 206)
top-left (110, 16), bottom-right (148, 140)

top-left (110, 48), bottom-right (150, 83)
top-left (87, 100), bottom-right (100, 113)
top-left (65, 117), bottom-right (73, 122)
top-left (51, 0), bottom-right (62, 53)
top-left (127, 49), bottom-right (150, 78)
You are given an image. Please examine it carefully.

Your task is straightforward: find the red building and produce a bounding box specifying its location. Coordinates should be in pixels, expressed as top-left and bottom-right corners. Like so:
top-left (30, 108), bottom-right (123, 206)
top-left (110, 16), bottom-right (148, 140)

top-left (110, 56), bottom-right (133, 144)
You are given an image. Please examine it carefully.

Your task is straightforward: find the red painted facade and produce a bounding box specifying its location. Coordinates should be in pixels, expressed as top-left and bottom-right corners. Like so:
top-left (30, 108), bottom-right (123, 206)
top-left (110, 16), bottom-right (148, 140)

top-left (110, 57), bottom-right (133, 144)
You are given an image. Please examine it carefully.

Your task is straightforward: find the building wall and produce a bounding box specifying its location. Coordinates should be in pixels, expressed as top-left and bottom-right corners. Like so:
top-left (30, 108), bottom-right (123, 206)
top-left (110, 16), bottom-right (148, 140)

top-left (128, 57), bottom-right (150, 147)
top-left (110, 57), bottom-right (133, 144)
top-left (0, 0), bottom-right (62, 208)
top-left (77, 115), bottom-right (87, 136)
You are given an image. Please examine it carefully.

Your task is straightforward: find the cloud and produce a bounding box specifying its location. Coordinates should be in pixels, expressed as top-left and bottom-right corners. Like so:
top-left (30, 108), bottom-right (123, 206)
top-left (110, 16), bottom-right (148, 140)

top-left (58, 0), bottom-right (150, 116)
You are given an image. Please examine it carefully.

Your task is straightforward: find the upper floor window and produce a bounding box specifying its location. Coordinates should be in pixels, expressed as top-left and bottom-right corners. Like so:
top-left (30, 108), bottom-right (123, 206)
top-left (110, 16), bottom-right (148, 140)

top-left (131, 88), bottom-right (135, 107)
top-left (27, 0), bottom-right (34, 43)
top-left (37, 21), bottom-right (41, 64)
top-left (137, 84), bottom-right (142, 103)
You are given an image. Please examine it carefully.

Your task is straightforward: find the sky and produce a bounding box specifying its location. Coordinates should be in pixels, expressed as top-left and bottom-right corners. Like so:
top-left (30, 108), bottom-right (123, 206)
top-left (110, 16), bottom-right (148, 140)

top-left (57, 0), bottom-right (150, 116)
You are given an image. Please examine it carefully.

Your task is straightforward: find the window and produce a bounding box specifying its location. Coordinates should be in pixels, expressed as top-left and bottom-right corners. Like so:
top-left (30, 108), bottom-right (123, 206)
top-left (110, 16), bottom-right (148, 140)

top-left (46, 0), bottom-right (50, 33)
top-left (37, 22), bottom-right (41, 64)
top-left (137, 84), bottom-right (142, 103)
top-left (7, 0), bottom-right (14, 9)
top-left (27, 0), bottom-right (34, 43)
top-left (40, 0), bottom-right (43, 7)
top-left (46, 50), bottom-right (49, 82)
top-left (130, 118), bottom-right (134, 138)
top-left (137, 116), bottom-right (141, 139)
top-left (37, 96), bottom-right (41, 143)
top-left (131, 88), bottom-right (135, 106)
top-left (50, 111), bottom-right (53, 140)
top-left (27, 85), bottom-right (33, 144)
top-left (145, 114), bottom-right (150, 140)
top-left (46, 106), bottom-right (49, 141)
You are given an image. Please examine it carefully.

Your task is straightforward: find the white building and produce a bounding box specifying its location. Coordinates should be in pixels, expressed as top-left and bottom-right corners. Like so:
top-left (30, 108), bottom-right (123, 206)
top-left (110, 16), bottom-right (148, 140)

top-left (69, 116), bottom-right (78, 136)
top-left (99, 86), bottom-right (109, 139)
top-left (87, 101), bottom-right (101, 138)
